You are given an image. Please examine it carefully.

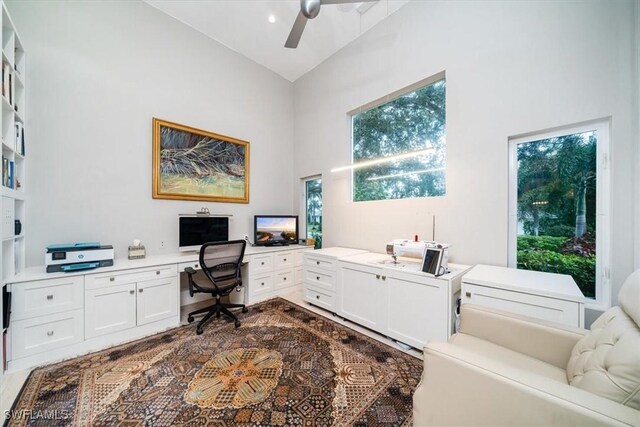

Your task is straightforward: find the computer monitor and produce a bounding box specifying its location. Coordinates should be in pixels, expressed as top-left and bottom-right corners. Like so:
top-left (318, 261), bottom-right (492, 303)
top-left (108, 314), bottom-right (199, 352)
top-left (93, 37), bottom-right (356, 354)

top-left (179, 216), bottom-right (229, 252)
top-left (254, 215), bottom-right (298, 246)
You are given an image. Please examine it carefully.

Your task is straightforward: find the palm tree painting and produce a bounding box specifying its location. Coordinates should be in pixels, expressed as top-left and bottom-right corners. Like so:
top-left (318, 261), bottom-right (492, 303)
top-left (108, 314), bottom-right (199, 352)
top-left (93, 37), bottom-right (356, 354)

top-left (152, 118), bottom-right (250, 203)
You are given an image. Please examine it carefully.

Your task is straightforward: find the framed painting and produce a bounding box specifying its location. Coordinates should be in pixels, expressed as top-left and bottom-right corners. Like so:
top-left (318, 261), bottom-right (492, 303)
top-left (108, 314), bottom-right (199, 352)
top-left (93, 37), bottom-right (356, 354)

top-left (152, 118), bottom-right (250, 203)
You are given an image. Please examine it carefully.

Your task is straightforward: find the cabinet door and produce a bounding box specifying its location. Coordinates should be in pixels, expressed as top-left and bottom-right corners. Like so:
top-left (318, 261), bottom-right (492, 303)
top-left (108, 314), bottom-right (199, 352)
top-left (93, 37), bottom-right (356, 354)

top-left (339, 265), bottom-right (386, 330)
top-left (85, 282), bottom-right (137, 339)
top-left (136, 277), bottom-right (178, 326)
top-left (386, 275), bottom-right (448, 348)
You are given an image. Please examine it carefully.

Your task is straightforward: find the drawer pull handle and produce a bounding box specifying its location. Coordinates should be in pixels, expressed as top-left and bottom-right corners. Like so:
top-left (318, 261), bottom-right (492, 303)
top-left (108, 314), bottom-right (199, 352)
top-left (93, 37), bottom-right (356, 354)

top-left (316, 276), bottom-right (320, 280)
top-left (316, 295), bottom-right (320, 300)
top-left (382, 276), bottom-right (386, 280)
top-left (156, 271), bottom-right (160, 275)
top-left (139, 288), bottom-right (144, 293)
top-left (47, 331), bottom-right (54, 337)
top-left (283, 277), bottom-right (287, 281)
top-left (284, 258), bottom-right (287, 262)
top-left (130, 290), bottom-right (135, 295)
top-left (110, 277), bottom-right (115, 282)
top-left (194, 264), bottom-right (198, 268)
top-left (46, 295), bottom-right (54, 300)
top-left (376, 275), bottom-right (381, 279)
top-left (261, 282), bottom-right (265, 286)
top-left (465, 291), bottom-right (471, 298)
top-left (261, 262), bottom-right (265, 266)
top-left (316, 261), bottom-right (320, 265)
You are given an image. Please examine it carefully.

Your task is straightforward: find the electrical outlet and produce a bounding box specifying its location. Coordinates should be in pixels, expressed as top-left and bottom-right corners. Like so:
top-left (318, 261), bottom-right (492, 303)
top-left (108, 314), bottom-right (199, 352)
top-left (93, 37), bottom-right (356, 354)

top-left (243, 234), bottom-right (249, 241)
top-left (160, 240), bottom-right (165, 249)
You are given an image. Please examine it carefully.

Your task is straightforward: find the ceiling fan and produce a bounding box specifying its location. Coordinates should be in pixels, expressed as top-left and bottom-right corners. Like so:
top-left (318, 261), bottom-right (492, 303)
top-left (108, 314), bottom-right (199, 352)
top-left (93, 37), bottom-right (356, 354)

top-left (285, 0), bottom-right (378, 49)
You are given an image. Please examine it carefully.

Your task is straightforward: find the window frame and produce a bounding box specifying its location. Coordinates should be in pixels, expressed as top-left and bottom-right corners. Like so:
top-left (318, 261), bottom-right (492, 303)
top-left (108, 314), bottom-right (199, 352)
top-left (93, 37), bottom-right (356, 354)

top-left (347, 71), bottom-right (446, 202)
top-left (301, 175), bottom-right (322, 246)
top-left (507, 119), bottom-right (611, 309)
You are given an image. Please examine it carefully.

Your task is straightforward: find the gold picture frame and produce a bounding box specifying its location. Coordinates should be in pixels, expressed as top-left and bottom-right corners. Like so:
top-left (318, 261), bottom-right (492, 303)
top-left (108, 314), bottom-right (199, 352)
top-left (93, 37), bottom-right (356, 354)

top-left (152, 118), bottom-right (250, 203)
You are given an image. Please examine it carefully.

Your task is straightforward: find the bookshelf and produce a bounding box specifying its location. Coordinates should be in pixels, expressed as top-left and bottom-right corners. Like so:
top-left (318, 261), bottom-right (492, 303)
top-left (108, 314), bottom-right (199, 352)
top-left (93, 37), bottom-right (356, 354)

top-left (0, 0), bottom-right (25, 384)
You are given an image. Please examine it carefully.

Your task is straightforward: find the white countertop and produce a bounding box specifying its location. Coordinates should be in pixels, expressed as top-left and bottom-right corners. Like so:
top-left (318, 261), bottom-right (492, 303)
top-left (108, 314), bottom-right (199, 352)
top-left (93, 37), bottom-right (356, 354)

top-left (462, 264), bottom-right (585, 303)
top-left (338, 251), bottom-right (470, 280)
top-left (305, 247), bottom-right (369, 259)
top-left (9, 244), bottom-right (312, 284)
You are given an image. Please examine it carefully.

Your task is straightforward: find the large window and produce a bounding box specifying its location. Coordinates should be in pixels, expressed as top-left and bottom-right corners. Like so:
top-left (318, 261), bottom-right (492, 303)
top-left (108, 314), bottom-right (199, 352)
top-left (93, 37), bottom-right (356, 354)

top-left (305, 177), bottom-right (322, 249)
top-left (350, 75), bottom-right (446, 202)
top-left (508, 121), bottom-right (610, 305)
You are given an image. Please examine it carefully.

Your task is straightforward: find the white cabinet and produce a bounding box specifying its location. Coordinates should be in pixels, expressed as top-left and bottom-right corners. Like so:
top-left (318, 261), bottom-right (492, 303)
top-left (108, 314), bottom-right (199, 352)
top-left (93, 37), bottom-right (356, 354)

top-left (85, 266), bottom-right (178, 337)
top-left (136, 278), bottom-right (178, 326)
top-left (331, 251), bottom-right (468, 350)
top-left (11, 276), bottom-right (83, 321)
top-left (339, 264), bottom-right (386, 330)
top-left (302, 247), bottom-right (368, 313)
top-left (461, 265), bottom-right (585, 328)
top-left (85, 282), bottom-right (136, 338)
top-left (385, 273), bottom-right (450, 347)
top-left (11, 309), bottom-right (84, 360)
top-left (247, 247), bottom-right (311, 303)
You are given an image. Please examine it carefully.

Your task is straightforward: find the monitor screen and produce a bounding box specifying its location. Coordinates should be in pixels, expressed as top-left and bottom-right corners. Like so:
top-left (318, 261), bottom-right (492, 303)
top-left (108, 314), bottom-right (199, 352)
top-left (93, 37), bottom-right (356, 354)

top-left (179, 216), bottom-right (229, 250)
top-left (254, 216), bottom-right (298, 245)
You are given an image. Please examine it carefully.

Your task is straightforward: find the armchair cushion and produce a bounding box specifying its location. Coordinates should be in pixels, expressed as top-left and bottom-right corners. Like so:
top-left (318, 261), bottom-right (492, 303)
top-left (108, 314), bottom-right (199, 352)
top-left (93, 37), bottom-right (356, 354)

top-left (566, 269), bottom-right (640, 410)
top-left (449, 333), bottom-right (567, 382)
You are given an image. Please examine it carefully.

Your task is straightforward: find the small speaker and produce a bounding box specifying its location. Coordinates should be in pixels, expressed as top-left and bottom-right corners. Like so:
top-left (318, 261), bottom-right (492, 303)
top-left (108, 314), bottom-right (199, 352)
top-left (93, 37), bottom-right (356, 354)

top-left (14, 219), bottom-right (21, 236)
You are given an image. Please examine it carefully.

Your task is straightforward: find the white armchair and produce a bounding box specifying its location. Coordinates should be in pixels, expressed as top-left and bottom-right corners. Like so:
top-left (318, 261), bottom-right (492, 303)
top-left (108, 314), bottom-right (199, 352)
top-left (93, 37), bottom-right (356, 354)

top-left (413, 270), bottom-right (640, 426)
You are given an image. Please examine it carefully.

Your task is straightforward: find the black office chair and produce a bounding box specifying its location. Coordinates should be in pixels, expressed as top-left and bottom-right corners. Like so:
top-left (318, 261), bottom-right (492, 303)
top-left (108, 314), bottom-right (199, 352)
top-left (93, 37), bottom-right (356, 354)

top-left (184, 240), bottom-right (248, 334)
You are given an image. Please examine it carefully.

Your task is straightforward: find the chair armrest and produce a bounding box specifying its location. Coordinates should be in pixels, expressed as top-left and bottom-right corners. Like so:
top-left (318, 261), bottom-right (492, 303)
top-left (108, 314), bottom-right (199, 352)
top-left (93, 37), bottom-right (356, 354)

top-left (458, 304), bottom-right (587, 369)
top-left (184, 267), bottom-right (196, 275)
top-left (413, 342), bottom-right (639, 426)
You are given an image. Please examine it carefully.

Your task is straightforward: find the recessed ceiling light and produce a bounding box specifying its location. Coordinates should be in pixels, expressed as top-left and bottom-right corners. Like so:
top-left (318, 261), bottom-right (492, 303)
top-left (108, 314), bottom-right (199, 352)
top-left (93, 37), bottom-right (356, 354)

top-left (268, 14), bottom-right (276, 24)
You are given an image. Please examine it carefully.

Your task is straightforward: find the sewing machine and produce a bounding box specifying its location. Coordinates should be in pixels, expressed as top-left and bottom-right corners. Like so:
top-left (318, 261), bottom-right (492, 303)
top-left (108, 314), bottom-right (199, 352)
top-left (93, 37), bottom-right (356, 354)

top-left (386, 239), bottom-right (450, 276)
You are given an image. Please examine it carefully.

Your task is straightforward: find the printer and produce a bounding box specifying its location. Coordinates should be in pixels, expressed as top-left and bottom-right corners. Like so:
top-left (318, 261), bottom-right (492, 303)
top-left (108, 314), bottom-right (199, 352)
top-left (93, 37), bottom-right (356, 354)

top-left (46, 242), bottom-right (114, 273)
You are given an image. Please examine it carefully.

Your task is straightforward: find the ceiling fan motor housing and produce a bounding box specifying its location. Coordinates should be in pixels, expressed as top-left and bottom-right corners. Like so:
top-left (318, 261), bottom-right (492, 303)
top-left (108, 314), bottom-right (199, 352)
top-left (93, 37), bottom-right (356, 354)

top-left (301, 0), bottom-right (321, 19)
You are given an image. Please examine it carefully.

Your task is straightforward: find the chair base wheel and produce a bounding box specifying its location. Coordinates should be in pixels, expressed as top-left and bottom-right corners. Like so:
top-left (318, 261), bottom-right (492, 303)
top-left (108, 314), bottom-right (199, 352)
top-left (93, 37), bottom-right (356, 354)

top-left (187, 316), bottom-right (194, 323)
top-left (242, 307), bottom-right (248, 313)
top-left (196, 327), bottom-right (203, 335)
top-left (234, 320), bottom-right (241, 328)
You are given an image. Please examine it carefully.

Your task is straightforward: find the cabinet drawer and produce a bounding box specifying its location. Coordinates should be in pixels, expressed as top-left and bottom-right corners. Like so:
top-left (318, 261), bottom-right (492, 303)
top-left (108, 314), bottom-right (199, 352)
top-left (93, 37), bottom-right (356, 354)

top-left (11, 276), bottom-right (84, 321)
top-left (275, 252), bottom-right (294, 270)
top-left (274, 269), bottom-right (294, 290)
top-left (462, 283), bottom-right (582, 327)
top-left (250, 254), bottom-right (274, 274)
top-left (304, 254), bottom-right (335, 271)
top-left (85, 265), bottom-right (178, 290)
top-left (250, 274), bottom-right (274, 296)
top-left (304, 269), bottom-right (335, 291)
top-left (304, 286), bottom-right (335, 311)
top-left (177, 260), bottom-right (201, 273)
top-left (12, 309), bottom-right (84, 359)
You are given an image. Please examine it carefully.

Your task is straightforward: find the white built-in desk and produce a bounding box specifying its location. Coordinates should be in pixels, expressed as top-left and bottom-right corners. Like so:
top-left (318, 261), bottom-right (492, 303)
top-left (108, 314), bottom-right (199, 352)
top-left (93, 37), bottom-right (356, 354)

top-left (5, 245), bottom-right (312, 371)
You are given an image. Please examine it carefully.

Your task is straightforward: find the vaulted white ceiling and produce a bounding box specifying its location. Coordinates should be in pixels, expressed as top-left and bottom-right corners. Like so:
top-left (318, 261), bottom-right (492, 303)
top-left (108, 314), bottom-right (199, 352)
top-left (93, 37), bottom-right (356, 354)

top-left (144, 0), bottom-right (410, 82)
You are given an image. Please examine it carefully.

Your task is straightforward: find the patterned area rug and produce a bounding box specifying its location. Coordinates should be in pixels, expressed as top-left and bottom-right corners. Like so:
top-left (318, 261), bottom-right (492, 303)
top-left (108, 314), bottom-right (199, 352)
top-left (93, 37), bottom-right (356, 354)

top-left (7, 298), bottom-right (422, 426)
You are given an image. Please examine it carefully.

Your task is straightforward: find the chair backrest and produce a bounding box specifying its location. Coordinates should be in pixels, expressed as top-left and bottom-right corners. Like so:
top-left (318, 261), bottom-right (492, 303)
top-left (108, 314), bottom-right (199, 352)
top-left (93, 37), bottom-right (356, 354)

top-left (566, 269), bottom-right (640, 410)
top-left (199, 240), bottom-right (246, 287)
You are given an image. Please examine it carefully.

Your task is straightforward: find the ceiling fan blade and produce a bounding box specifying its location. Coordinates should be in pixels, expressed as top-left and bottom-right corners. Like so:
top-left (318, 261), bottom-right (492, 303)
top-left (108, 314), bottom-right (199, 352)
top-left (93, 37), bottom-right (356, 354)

top-left (321, 0), bottom-right (378, 4)
top-left (285, 10), bottom-right (308, 49)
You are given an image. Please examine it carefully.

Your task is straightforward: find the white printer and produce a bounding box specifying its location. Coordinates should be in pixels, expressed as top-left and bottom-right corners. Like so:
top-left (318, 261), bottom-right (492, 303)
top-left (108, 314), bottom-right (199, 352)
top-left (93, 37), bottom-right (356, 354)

top-left (45, 242), bottom-right (114, 273)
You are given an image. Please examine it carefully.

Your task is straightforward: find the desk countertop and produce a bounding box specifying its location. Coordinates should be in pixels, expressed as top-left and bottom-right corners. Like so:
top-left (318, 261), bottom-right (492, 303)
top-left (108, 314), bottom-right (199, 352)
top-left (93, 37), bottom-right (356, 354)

top-left (9, 245), bottom-right (313, 284)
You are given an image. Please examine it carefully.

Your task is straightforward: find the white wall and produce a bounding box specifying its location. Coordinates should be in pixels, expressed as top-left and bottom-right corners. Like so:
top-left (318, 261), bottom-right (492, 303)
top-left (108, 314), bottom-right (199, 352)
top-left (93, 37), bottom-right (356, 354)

top-left (7, 0), bottom-right (295, 266)
top-left (293, 0), bottom-right (637, 308)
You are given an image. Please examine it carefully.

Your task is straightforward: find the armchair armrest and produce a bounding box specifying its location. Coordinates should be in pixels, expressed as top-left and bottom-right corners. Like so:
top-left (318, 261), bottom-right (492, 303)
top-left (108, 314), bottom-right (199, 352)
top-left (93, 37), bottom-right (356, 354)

top-left (184, 267), bottom-right (197, 275)
top-left (184, 267), bottom-right (197, 296)
top-left (458, 304), bottom-right (587, 369)
top-left (413, 342), bottom-right (639, 426)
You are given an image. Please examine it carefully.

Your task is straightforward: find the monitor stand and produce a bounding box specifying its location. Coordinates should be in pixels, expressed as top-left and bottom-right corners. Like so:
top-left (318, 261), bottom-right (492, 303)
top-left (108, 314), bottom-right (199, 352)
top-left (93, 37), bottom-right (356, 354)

top-left (265, 241), bottom-right (290, 247)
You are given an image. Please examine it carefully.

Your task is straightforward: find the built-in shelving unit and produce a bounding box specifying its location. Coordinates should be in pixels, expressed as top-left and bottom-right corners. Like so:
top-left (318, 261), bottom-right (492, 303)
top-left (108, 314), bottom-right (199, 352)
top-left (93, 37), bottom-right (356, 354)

top-left (0, 0), bottom-right (25, 386)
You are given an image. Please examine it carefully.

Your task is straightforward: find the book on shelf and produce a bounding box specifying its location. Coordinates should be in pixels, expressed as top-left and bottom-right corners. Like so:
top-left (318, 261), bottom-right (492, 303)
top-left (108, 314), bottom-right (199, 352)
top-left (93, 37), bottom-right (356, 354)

top-left (1, 156), bottom-right (15, 189)
top-left (1, 62), bottom-right (9, 103)
top-left (14, 122), bottom-right (24, 156)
